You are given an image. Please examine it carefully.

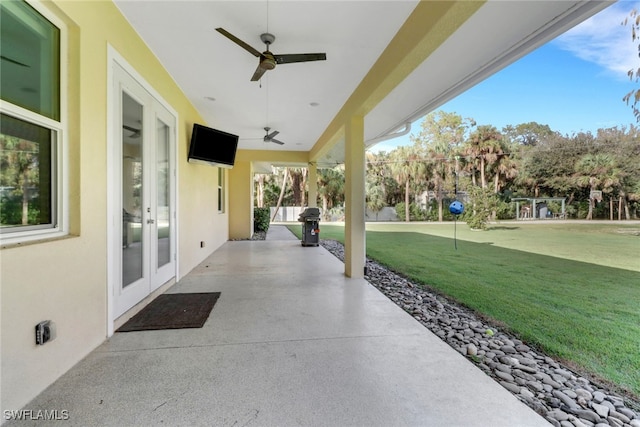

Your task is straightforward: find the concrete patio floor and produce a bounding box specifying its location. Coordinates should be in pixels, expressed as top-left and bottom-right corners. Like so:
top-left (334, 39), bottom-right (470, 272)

top-left (10, 226), bottom-right (549, 426)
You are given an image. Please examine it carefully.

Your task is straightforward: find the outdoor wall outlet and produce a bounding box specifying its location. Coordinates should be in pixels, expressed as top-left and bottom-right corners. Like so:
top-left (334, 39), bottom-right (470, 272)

top-left (35, 320), bottom-right (55, 345)
top-left (200, 241), bottom-right (205, 248)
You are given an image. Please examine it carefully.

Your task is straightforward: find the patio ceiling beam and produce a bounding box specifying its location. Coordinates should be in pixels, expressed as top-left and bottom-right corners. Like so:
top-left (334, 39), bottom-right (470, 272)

top-left (309, 0), bottom-right (484, 162)
top-left (235, 149), bottom-right (309, 165)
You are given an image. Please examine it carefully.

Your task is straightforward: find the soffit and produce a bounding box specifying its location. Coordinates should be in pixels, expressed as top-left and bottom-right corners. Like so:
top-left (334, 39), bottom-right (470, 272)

top-left (113, 0), bottom-right (612, 168)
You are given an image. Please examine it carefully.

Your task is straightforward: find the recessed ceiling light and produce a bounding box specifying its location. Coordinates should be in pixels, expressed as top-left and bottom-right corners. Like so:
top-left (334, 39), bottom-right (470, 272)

top-left (205, 96), bottom-right (216, 102)
top-left (309, 102), bottom-right (319, 107)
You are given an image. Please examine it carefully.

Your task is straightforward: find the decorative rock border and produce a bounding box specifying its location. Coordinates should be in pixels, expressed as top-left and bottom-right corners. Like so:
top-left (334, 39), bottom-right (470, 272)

top-left (320, 239), bottom-right (640, 427)
top-left (230, 230), bottom-right (267, 241)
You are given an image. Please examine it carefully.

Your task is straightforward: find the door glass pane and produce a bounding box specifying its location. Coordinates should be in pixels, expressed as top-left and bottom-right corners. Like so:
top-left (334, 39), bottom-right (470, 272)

top-left (156, 118), bottom-right (170, 268)
top-left (122, 92), bottom-right (143, 287)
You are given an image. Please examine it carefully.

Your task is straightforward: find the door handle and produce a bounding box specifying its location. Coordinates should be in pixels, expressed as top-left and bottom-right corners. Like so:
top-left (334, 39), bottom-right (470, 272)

top-left (147, 219), bottom-right (155, 224)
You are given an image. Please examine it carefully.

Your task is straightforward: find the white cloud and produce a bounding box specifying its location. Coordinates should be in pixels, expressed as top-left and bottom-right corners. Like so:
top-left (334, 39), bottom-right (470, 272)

top-left (555, 1), bottom-right (639, 78)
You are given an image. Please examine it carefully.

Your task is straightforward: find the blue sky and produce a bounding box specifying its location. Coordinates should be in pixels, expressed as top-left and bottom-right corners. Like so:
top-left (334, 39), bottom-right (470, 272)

top-left (371, 1), bottom-right (640, 152)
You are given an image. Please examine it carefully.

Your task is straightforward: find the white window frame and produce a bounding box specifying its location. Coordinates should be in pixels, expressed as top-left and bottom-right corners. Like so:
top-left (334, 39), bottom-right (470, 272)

top-left (0, 0), bottom-right (68, 246)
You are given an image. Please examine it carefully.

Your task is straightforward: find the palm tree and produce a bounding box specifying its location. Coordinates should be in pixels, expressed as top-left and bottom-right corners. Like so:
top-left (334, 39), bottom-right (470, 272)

top-left (463, 125), bottom-right (503, 189)
top-left (255, 173), bottom-right (266, 208)
top-left (389, 145), bottom-right (428, 222)
top-left (410, 111), bottom-right (472, 221)
top-left (0, 135), bottom-right (41, 225)
top-left (317, 166), bottom-right (345, 221)
top-left (574, 153), bottom-right (621, 220)
top-left (492, 155), bottom-right (518, 194)
top-left (366, 180), bottom-right (386, 220)
top-left (425, 150), bottom-right (450, 221)
top-left (607, 127), bottom-right (640, 219)
top-left (287, 167), bottom-right (308, 207)
top-left (365, 152), bottom-right (387, 220)
top-left (271, 168), bottom-right (289, 221)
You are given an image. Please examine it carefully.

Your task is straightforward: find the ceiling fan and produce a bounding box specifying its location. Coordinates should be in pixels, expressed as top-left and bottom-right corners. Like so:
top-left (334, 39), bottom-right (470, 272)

top-left (263, 127), bottom-right (285, 145)
top-left (1, 55), bottom-right (29, 67)
top-left (215, 28), bottom-right (326, 81)
top-left (122, 124), bottom-right (141, 138)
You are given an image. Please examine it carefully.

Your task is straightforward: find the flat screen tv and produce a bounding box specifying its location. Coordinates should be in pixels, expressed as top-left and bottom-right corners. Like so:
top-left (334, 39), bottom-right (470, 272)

top-left (188, 123), bottom-right (239, 168)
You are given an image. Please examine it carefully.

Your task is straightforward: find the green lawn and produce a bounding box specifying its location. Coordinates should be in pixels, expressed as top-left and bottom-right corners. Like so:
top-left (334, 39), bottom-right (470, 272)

top-left (287, 221), bottom-right (640, 398)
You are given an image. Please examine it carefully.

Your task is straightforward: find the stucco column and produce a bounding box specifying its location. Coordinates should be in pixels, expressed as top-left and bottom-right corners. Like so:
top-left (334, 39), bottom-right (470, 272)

top-left (344, 116), bottom-right (366, 278)
top-left (228, 160), bottom-right (254, 239)
top-left (308, 162), bottom-right (317, 208)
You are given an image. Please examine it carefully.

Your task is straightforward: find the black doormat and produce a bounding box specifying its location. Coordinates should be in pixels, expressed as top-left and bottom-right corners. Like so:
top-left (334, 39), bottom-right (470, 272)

top-left (117, 292), bottom-right (220, 332)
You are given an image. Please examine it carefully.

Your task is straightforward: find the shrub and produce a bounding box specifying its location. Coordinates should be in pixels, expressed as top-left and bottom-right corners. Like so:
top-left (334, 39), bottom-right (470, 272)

top-left (395, 202), bottom-right (427, 221)
top-left (425, 201), bottom-right (440, 222)
top-left (464, 186), bottom-right (498, 230)
top-left (253, 207), bottom-right (270, 232)
top-left (547, 201), bottom-right (562, 216)
top-left (411, 203), bottom-right (428, 221)
top-left (327, 206), bottom-right (344, 221)
top-left (575, 201), bottom-right (590, 219)
top-left (495, 199), bottom-right (514, 220)
top-left (395, 202), bottom-right (407, 221)
top-left (427, 199), bottom-right (461, 222)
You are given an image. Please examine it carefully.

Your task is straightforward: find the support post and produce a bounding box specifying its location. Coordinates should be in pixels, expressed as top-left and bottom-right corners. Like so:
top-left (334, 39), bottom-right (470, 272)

top-left (344, 116), bottom-right (366, 278)
top-left (228, 160), bottom-right (254, 239)
top-left (308, 162), bottom-right (317, 208)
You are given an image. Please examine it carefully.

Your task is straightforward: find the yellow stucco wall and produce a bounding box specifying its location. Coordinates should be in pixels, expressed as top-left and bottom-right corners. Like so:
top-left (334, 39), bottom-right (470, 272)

top-left (0, 0), bottom-right (228, 413)
top-left (229, 160), bottom-right (254, 239)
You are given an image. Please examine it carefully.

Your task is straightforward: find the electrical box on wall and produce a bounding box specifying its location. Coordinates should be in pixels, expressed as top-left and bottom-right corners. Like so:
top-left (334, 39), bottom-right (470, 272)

top-left (35, 320), bottom-right (55, 345)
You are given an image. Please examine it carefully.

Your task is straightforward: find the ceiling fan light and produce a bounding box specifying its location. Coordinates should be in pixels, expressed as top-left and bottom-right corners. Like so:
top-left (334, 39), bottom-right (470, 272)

top-left (260, 57), bottom-right (276, 70)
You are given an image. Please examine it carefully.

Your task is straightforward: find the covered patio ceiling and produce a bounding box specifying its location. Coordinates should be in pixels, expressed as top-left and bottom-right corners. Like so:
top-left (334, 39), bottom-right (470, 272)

top-left (114, 0), bottom-right (611, 168)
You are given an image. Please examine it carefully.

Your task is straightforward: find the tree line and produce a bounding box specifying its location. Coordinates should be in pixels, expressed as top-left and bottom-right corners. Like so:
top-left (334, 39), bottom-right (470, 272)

top-left (255, 111), bottom-right (640, 226)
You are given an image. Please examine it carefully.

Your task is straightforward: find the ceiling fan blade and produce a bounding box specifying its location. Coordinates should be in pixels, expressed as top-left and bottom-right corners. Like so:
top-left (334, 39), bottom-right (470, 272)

top-left (266, 130), bottom-right (279, 139)
top-left (122, 125), bottom-right (139, 132)
top-left (215, 28), bottom-right (261, 57)
top-left (122, 124), bottom-right (141, 138)
top-left (271, 138), bottom-right (285, 145)
top-left (274, 53), bottom-right (326, 64)
top-left (1, 55), bottom-right (29, 67)
top-left (251, 65), bottom-right (268, 81)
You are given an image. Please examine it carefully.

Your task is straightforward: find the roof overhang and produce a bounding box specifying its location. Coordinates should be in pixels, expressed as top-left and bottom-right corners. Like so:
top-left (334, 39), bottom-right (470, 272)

top-left (113, 0), bottom-right (613, 169)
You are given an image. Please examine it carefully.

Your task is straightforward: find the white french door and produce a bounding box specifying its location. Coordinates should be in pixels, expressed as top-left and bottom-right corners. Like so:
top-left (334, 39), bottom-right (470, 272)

top-left (112, 62), bottom-right (176, 318)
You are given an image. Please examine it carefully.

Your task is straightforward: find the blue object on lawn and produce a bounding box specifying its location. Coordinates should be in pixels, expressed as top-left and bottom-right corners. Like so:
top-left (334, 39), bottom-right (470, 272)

top-left (449, 201), bottom-right (464, 215)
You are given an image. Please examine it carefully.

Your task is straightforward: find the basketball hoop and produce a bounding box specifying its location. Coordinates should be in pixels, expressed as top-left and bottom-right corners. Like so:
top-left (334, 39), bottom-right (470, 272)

top-left (590, 190), bottom-right (602, 202)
